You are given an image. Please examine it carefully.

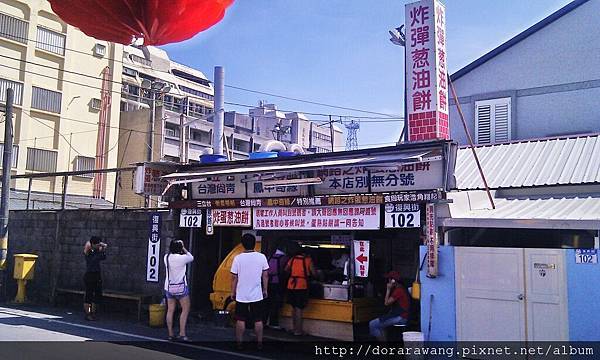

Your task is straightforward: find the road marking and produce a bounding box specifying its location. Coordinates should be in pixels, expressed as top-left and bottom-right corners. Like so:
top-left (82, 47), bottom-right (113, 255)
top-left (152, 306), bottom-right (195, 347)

top-left (0, 307), bottom-right (270, 360)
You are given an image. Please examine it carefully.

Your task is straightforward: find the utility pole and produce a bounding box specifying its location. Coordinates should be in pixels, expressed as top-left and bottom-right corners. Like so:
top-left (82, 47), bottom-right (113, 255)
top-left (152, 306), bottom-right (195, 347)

top-left (0, 88), bottom-right (14, 271)
top-left (145, 89), bottom-right (155, 208)
top-left (179, 112), bottom-right (186, 164)
top-left (328, 115), bottom-right (334, 152)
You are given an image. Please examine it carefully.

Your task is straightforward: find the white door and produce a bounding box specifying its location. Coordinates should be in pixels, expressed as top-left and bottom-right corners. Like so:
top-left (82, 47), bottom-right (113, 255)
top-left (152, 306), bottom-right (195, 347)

top-left (456, 247), bottom-right (526, 341)
top-left (525, 249), bottom-right (569, 341)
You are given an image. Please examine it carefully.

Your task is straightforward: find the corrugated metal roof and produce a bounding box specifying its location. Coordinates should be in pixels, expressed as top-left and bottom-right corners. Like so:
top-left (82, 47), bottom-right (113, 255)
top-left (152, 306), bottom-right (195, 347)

top-left (455, 134), bottom-right (600, 190)
top-left (442, 191), bottom-right (600, 229)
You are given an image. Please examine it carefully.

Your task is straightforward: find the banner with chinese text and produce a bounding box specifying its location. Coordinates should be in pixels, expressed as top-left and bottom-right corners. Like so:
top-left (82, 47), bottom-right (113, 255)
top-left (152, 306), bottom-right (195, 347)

top-left (190, 175), bottom-right (246, 199)
top-left (406, 0), bottom-right (449, 141)
top-left (212, 208), bottom-right (252, 227)
top-left (253, 205), bottom-right (380, 230)
top-left (353, 240), bottom-right (370, 277)
top-left (314, 161), bottom-right (444, 195)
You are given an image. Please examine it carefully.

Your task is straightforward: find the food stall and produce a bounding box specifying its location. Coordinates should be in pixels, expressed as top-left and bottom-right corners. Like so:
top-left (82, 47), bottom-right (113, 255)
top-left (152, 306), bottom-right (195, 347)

top-left (164, 140), bottom-right (457, 340)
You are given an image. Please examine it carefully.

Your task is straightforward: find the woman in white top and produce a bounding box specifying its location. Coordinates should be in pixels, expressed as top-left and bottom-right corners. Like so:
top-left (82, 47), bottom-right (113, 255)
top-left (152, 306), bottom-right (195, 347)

top-left (164, 239), bottom-right (194, 341)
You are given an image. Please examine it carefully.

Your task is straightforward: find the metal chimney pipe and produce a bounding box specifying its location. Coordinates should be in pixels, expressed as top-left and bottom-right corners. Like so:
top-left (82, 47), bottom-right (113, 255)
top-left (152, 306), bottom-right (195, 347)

top-left (213, 66), bottom-right (225, 155)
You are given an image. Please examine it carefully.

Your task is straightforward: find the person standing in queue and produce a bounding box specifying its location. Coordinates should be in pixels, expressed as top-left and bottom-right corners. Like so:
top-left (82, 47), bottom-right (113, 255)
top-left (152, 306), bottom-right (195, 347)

top-left (265, 242), bottom-right (288, 329)
top-left (284, 243), bottom-right (318, 336)
top-left (164, 239), bottom-right (194, 342)
top-left (368, 271), bottom-right (411, 341)
top-left (83, 236), bottom-right (107, 321)
top-left (231, 233), bottom-right (270, 350)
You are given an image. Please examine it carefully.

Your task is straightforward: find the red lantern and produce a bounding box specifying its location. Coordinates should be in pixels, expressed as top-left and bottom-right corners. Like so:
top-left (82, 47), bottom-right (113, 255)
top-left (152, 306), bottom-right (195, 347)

top-left (48, 0), bottom-right (234, 46)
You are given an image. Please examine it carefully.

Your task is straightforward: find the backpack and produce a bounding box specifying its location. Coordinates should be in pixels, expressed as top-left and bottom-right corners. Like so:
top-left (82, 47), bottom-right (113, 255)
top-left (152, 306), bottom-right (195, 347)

top-left (287, 255), bottom-right (309, 289)
top-left (267, 253), bottom-right (285, 284)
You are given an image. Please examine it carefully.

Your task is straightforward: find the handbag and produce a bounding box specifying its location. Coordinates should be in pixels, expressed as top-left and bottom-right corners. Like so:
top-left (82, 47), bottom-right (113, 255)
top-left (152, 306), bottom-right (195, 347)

top-left (166, 254), bottom-right (187, 296)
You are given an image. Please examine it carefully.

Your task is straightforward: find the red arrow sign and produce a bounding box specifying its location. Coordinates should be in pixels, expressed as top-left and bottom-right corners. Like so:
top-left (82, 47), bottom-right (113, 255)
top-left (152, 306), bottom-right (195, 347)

top-left (356, 254), bottom-right (368, 264)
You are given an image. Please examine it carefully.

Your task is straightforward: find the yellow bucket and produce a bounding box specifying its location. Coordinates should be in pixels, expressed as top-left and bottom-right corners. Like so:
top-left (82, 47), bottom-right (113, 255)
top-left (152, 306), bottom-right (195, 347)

top-left (411, 281), bottom-right (421, 300)
top-left (148, 304), bottom-right (166, 327)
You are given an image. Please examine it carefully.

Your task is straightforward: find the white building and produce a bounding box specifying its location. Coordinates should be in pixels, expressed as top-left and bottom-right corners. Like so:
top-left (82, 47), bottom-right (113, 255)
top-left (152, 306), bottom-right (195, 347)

top-left (449, 0), bottom-right (600, 145)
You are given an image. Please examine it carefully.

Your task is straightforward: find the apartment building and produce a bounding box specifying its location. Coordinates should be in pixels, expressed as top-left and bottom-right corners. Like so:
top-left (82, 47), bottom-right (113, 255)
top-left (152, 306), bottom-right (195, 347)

top-left (0, 0), bottom-right (123, 207)
top-left (116, 48), bottom-right (342, 206)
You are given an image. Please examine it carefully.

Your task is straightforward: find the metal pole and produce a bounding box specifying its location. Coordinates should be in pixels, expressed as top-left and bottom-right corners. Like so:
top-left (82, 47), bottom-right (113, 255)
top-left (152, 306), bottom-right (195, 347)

top-left (61, 175), bottom-right (68, 210)
top-left (179, 113), bottom-right (185, 163)
top-left (213, 66), bottom-right (225, 155)
top-left (148, 90), bottom-right (155, 162)
top-left (0, 88), bottom-right (14, 270)
top-left (145, 89), bottom-right (155, 208)
top-left (329, 115), bottom-right (335, 152)
top-left (112, 170), bottom-right (119, 210)
top-left (26, 178), bottom-right (32, 210)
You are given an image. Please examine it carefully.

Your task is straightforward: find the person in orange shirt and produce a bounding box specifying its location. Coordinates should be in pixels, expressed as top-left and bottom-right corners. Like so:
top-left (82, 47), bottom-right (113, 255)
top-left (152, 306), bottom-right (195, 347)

top-left (284, 243), bottom-right (318, 336)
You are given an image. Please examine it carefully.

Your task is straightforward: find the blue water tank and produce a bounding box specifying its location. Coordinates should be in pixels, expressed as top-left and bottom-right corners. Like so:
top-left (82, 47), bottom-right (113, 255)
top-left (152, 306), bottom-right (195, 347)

top-left (277, 151), bottom-right (298, 157)
top-left (200, 154), bottom-right (228, 163)
top-left (249, 152), bottom-right (278, 160)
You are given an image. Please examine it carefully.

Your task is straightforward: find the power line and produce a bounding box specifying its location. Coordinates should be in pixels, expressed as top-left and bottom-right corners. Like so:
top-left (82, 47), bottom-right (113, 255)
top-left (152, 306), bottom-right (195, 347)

top-left (2, 61), bottom-right (406, 124)
top-left (224, 84), bottom-right (401, 117)
top-left (21, 110), bottom-right (135, 159)
top-left (0, 33), bottom-right (402, 118)
top-left (21, 110), bottom-right (83, 156)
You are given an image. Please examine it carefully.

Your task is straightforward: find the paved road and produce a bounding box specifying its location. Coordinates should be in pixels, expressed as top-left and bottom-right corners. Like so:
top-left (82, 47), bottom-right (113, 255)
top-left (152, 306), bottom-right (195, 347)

top-left (0, 306), bottom-right (277, 360)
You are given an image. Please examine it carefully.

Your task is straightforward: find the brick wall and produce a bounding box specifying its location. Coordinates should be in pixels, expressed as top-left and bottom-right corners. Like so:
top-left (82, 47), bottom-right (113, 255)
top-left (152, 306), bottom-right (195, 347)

top-left (2, 209), bottom-right (175, 303)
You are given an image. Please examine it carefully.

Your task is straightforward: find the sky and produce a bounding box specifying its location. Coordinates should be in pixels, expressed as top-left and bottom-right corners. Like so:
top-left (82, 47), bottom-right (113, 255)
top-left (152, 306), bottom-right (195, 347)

top-left (162, 0), bottom-right (573, 149)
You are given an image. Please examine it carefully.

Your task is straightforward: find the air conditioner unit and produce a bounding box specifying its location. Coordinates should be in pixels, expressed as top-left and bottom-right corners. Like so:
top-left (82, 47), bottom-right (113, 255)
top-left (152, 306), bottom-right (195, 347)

top-left (93, 43), bottom-right (106, 57)
top-left (90, 98), bottom-right (102, 111)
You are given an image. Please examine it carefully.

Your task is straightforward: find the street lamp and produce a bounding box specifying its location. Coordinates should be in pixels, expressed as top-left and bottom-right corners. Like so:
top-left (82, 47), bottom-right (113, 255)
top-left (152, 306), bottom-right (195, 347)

top-left (140, 79), bottom-right (171, 208)
top-left (389, 25), bottom-right (408, 143)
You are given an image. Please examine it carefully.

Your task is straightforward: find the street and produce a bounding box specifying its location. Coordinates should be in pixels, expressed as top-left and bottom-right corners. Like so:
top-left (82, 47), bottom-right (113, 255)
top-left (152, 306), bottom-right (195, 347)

top-left (0, 305), bottom-right (282, 360)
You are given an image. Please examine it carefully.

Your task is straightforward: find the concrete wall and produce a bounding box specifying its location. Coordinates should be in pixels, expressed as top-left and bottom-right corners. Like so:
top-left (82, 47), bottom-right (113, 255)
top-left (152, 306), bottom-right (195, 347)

top-left (449, 0), bottom-right (600, 145)
top-left (566, 248), bottom-right (600, 341)
top-left (3, 209), bottom-right (175, 304)
top-left (419, 245), bottom-right (456, 341)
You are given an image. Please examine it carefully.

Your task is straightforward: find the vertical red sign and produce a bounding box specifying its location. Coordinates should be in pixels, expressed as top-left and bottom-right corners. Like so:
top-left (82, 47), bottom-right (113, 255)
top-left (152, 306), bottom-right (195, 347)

top-left (405, 0), bottom-right (449, 141)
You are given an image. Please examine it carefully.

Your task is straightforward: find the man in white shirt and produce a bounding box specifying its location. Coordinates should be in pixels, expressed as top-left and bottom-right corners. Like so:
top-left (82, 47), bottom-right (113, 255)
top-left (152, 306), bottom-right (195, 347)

top-left (231, 233), bottom-right (269, 350)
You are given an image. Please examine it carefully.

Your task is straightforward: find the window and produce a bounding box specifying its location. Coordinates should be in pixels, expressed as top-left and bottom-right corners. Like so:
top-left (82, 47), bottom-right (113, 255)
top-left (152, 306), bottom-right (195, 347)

top-left (122, 82), bottom-right (140, 101)
top-left (475, 98), bottom-right (511, 144)
top-left (172, 69), bottom-right (211, 87)
top-left (0, 143), bottom-right (19, 168)
top-left (129, 54), bottom-right (151, 66)
top-left (122, 67), bottom-right (138, 78)
top-left (74, 156), bottom-right (95, 178)
top-left (90, 98), bottom-right (101, 111)
top-left (188, 102), bottom-right (205, 117)
top-left (0, 77), bottom-right (24, 105)
top-left (31, 86), bottom-right (62, 113)
top-left (26, 147), bottom-right (57, 172)
top-left (0, 12), bottom-right (28, 44)
top-left (163, 95), bottom-right (183, 112)
top-left (312, 131), bottom-right (331, 142)
top-left (190, 130), bottom-right (211, 144)
top-left (233, 139), bottom-right (250, 153)
top-left (164, 123), bottom-right (179, 138)
top-left (179, 85), bottom-right (214, 100)
top-left (93, 43), bottom-right (106, 57)
top-left (36, 26), bottom-right (66, 55)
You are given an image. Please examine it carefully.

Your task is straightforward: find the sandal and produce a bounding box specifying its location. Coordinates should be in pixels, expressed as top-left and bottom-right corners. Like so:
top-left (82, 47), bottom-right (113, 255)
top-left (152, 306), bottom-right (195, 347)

top-left (178, 336), bottom-right (191, 343)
